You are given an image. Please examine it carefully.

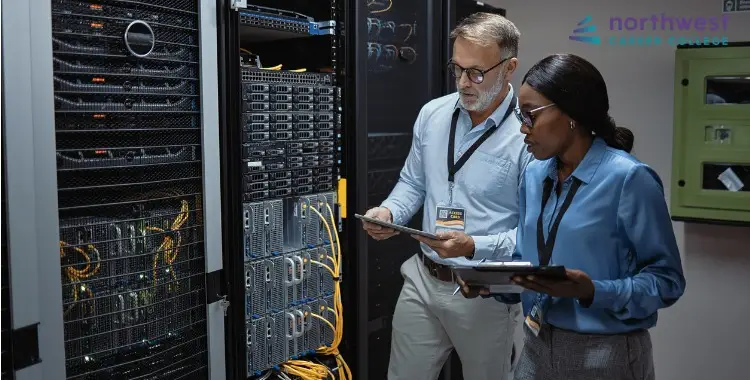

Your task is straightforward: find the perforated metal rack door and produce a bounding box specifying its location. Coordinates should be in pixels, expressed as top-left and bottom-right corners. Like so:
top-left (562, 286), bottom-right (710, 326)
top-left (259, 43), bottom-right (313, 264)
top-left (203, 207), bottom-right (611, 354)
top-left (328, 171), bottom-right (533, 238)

top-left (50, 0), bottom-right (211, 378)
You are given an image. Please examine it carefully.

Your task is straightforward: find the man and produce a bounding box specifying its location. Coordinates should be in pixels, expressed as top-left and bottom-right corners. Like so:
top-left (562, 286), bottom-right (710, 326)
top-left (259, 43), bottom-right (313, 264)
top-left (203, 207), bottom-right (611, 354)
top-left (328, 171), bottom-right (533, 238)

top-left (361, 13), bottom-right (533, 380)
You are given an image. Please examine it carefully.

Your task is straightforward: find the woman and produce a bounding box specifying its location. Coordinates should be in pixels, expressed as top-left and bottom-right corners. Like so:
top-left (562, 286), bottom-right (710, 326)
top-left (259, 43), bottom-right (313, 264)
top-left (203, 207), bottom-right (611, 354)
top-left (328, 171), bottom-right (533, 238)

top-left (457, 53), bottom-right (686, 379)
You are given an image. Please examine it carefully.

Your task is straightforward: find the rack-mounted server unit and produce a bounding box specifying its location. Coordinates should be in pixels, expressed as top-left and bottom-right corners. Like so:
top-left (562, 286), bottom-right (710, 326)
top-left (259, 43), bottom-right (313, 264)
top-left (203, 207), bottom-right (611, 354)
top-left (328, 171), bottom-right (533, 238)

top-left (2, 0), bottom-right (226, 379)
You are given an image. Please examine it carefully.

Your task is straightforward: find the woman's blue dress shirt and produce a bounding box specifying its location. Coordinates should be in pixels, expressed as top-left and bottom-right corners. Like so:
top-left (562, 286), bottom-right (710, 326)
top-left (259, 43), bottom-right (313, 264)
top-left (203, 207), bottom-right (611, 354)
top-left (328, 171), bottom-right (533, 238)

top-left (498, 137), bottom-right (686, 334)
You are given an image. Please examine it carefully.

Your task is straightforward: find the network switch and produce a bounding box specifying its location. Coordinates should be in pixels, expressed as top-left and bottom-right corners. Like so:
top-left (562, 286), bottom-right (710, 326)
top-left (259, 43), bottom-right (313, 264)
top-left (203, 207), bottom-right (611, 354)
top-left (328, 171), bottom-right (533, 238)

top-left (239, 5), bottom-right (335, 37)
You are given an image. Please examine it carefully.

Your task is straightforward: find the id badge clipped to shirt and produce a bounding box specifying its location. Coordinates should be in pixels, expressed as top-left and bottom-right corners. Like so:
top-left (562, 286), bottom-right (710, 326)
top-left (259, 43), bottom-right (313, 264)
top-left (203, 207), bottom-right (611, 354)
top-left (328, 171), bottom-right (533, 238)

top-left (435, 205), bottom-right (466, 233)
top-left (525, 294), bottom-right (548, 337)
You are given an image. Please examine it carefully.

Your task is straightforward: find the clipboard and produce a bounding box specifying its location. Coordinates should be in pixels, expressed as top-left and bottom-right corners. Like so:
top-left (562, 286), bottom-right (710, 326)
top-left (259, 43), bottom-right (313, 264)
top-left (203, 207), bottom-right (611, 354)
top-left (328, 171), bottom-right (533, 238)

top-left (354, 213), bottom-right (444, 240)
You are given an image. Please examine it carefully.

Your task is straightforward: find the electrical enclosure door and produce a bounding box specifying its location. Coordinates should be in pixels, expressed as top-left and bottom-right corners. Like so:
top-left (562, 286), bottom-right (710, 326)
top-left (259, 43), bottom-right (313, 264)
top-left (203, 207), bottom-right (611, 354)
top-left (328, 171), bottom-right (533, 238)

top-left (672, 45), bottom-right (750, 224)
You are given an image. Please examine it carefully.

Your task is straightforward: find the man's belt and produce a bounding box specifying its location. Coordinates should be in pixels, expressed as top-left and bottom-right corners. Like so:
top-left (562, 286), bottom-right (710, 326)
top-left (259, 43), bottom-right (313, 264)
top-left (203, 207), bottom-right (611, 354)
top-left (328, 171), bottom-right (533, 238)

top-left (418, 251), bottom-right (455, 282)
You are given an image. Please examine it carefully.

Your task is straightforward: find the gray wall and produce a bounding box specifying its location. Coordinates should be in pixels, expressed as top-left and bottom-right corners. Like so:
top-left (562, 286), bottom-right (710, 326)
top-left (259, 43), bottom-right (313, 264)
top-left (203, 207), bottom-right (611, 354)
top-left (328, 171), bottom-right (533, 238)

top-left (483, 0), bottom-right (750, 378)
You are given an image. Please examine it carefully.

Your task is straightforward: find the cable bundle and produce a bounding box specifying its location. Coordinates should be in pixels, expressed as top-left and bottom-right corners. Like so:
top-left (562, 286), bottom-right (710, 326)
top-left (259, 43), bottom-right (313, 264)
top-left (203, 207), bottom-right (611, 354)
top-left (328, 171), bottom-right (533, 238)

top-left (279, 201), bottom-right (351, 380)
top-left (281, 360), bottom-right (334, 380)
top-left (59, 241), bottom-right (101, 315)
top-left (149, 199), bottom-right (190, 290)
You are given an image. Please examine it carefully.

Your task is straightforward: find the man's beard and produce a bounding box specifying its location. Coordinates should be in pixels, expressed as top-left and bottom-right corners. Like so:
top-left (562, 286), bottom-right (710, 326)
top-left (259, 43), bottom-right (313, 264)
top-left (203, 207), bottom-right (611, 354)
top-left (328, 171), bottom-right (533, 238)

top-left (458, 74), bottom-right (505, 112)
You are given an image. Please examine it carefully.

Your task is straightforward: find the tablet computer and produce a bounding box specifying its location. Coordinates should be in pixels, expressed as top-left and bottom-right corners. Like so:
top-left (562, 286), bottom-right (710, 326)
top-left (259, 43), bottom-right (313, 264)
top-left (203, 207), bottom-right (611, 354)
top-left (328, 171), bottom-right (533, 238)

top-left (450, 262), bottom-right (567, 289)
top-left (473, 261), bottom-right (567, 280)
top-left (354, 213), bottom-right (444, 240)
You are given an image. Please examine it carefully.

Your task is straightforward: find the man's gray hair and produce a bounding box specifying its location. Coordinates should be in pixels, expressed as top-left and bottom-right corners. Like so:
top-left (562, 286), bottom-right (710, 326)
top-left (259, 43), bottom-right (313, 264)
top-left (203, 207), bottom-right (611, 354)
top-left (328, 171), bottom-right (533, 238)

top-left (450, 12), bottom-right (520, 59)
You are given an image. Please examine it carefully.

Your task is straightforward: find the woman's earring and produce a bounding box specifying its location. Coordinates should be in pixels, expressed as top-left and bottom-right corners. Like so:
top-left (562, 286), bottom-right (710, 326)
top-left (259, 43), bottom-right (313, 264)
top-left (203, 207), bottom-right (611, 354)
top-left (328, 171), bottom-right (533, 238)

top-left (569, 120), bottom-right (575, 130)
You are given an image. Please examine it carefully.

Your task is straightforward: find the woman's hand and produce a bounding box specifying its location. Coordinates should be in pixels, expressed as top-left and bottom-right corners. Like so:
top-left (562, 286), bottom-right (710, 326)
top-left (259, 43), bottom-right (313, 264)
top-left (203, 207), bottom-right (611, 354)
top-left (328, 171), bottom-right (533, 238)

top-left (456, 277), bottom-right (489, 299)
top-left (512, 269), bottom-right (595, 305)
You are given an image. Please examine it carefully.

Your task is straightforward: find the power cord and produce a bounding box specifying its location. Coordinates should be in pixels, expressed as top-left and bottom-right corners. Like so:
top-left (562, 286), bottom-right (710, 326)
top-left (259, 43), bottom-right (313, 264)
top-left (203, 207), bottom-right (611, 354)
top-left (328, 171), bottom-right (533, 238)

top-left (308, 203), bottom-right (352, 380)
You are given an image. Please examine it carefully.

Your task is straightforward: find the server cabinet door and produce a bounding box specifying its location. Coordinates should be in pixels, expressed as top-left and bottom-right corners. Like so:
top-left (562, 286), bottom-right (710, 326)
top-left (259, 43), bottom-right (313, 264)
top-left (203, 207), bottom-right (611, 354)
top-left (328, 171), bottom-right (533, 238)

top-left (3, 0), bottom-right (65, 378)
top-left (354, 1), bottom-right (443, 379)
top-left (199, 0), bottom-right (229, 378)
top-left (2, 0), bottom-right (227, 378)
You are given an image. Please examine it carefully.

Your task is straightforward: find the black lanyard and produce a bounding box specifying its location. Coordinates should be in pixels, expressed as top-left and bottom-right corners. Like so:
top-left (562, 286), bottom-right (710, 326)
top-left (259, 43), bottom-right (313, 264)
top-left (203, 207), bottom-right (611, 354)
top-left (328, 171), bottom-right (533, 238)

top-left (447, 96), bottom-right (517, 184)
top-left (536, 176), bottom-right (582, 266)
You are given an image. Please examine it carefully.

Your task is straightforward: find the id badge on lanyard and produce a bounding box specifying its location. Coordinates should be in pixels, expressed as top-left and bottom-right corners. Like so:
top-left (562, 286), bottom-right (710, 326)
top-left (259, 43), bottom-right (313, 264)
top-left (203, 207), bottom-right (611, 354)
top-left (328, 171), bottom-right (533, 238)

top-left (525, 294), bottom-right (547, 337)
top-left (435, 205), bottom-right (466, 233)
top-left (525, 176), bottom-right (583, 337)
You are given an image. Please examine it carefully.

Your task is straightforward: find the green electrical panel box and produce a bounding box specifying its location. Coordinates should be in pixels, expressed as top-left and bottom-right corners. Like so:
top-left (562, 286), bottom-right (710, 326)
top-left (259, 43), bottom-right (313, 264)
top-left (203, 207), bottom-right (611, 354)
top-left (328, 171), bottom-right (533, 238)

top-left (671, 43), bottom-right (750, 226)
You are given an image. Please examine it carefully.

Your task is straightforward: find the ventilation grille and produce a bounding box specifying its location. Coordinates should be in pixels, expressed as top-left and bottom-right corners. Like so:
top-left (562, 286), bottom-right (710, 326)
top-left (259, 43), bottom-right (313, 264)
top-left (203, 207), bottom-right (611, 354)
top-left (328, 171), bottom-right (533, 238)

top-left (51, 0), bottom-right (208, 378)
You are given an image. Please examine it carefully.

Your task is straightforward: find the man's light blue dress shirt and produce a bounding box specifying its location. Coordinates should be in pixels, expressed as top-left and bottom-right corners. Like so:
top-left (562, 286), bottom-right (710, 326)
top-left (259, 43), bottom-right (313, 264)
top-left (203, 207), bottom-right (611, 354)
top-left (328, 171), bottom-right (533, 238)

top-left (497, 137), bottom-right (686, 334)
top-left (380, 87), bottom-right (533, 265)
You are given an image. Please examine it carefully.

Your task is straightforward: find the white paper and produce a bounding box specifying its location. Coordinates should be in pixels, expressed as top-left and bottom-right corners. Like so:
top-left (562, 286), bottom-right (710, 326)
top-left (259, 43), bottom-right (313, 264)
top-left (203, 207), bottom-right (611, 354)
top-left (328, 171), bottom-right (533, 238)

top-left (475, 261), bottom-right (533, 268)
top-left (718, 167), bottom-right (744, 192)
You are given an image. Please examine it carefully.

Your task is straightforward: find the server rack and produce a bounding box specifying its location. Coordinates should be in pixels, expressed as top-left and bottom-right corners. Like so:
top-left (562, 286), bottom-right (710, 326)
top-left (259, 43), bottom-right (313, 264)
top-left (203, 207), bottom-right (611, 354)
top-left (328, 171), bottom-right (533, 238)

top-left (218, 1), bottom-right (351, 379)
top-left (2, 0), bottom-right (226, 379)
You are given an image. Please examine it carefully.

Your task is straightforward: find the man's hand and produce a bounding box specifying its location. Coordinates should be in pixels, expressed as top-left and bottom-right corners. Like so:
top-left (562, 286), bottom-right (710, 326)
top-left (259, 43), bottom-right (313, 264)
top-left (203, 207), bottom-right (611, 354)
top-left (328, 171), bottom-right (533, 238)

top-left (361, 207), bottom-right (399, 241)
top-left (511, 269), bottom-right (595, 305)
top-left (456, 277), bottom-right (489, 299)
top-left (411, 230), bottom-right (475, 259)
